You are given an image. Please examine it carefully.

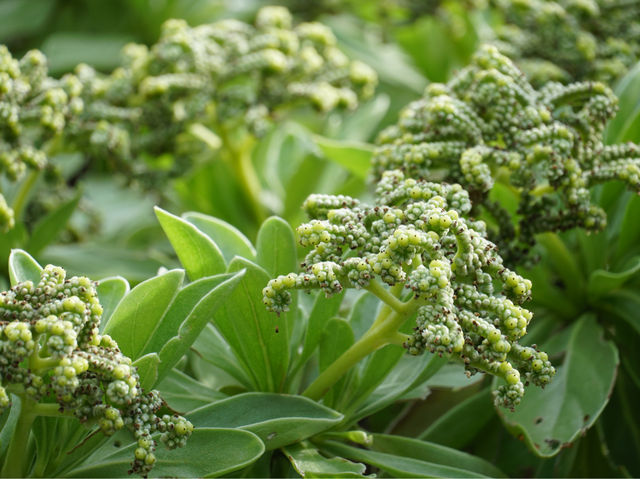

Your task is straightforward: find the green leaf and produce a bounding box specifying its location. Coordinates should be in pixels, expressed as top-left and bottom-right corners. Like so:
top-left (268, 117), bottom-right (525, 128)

top-left (598, 288), bottom-right (640, 336)
top-left (606, 61), bottom-right (640, 143)
top-left (426, 362), bottom-right (485, 389)
top-left (65, 428), bottom-right (265, 478)
top-left (587, 256), bottom-right (640, 297)
top-left (370, 434), bottom-right (506, 478)
top-left (255, 216), bottom-right (297, 278)
top-left (155, 206), bottom-right (226, 280)
top-left (132, 353), bottom-right (160, 392)
top-left (183, 212), bottom-right (256, 263)
top-left (319, 318), bottom-right (355, 409)
top-left (615, 195), bottom-right (640, 262)
top-left (26, 192), bottom-right (81, 255)
top-left (498, 315), bottom-right (619, 457)
top-left (8, 249), bottom-right (42, 286)
top-left (212, 258), bottom-right (289, 392)
top-left (283, 442), bottom-right (369, 478)
top-left (156, 369), bottom-right (226, 414)
top-left (96, 276), bottom-right (129, 331)
top-left (420, 388), bottom-right (495, 449)
top-left (188, 392), bottom-right (342, 450)
top-left (103, 269), bottom-right (185, 360)
top-left (312, 135), bottom-right (373, 180)
top-left (0, 395), bottom-right (21, 464)
top-left (319, 440), bottom-right (488, 478)
top-left (155, 271), bottom-right (245, 381)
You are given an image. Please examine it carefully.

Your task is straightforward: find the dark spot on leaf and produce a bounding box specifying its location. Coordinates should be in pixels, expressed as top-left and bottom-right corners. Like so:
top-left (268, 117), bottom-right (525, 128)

top-left (275, 326), bottom-right (279, 333)
top-left (114, 441), bottom-right (121, 447)
top-left (544, 438), bottom-right (561, 449)
top-left (583, 414), bottom-right (590, 422)
top-left (534, 416), bottom-right (543, 424)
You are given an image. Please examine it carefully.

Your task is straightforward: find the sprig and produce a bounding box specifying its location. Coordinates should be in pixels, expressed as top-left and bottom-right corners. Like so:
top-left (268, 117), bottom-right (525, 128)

top-left (0, 265), bottom-right (192, 477)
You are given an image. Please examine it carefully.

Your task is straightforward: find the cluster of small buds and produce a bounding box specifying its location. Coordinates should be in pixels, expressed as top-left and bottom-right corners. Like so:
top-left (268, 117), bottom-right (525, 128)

top-left (0, 47), bottom-right (82, 231)
top-left (64, 6), bottom-right (376, 185)
top-left (263, 169), bottom-right (554, 409)
top-left (373, 45), bottom-right (640, 264)
top-left (0, 265), bottom-right (192, 476)
top-left (489, 0), bottom-right (640, 85)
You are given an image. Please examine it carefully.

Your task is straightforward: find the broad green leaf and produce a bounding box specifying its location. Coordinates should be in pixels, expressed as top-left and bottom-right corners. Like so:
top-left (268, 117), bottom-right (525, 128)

top-left (599, 288), bottom-right (640, 336)
top-left (498, 315), bottom-right (619, 457)
top-left (155, 207), bottom-right (225, 280)
top-left (132, 353), bottom-right (160, 392)
top-left (426, 362), bottom-right (485, 389)
top-left (212, 258), bottom-right (289, 392)
top-left (293, 291), bottom-right (345, 374)
top-left (103, 269), bottom-right (184, 360)
top-left (351, 353), bottom-right (447, 424)
top-left (255, 216), bottom-right (297, 278)
top-left (0, 0), bottom-right (54, 42)
top-left (192, 323), bottom-right (254, 389)
top-left (336, 94), bottom-right (391, 142)
top-left (587, 256), bottom-right (640, 297)
top-left (156, 272), bottom-right (245, 381)
top-left (156, 369), bottom-right (226, 414)
top-left (606, 61), bottom-right (640, 143)
top-left (96, 276), bottom-right (129, 331)
top-left (183, 212), bottom-right (256, 263)
top-left (0, 395), bottom-right (21, 464)
top-left (8, 249), bottom-right (42, 286)
top-left (420, 388), bottom-right (495, 449)
top-left (188, 393), bottom-right (342, 450)
top-left (348, 292), bottom-right (380, 339)
top-left (26, 193), bottom-right (81, 255)
top-left (312, 135), bottom-right (373, 180)
top-left (319, 440), bottom-right (487, 478)
top-left (370, 434), bottom-right (506, 478)
top-left (283, 442), bottom-right (368, 478)
top-left (66, 428), bottom-right (265, 478)
top-left (615, 195), bottom-right (640, 262)
top-left (319, 318), bottom-right (355, 409)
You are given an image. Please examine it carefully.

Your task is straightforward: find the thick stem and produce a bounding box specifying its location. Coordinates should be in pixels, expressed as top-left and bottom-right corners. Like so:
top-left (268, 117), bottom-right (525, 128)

top-left (1, 396), bottom-right (37, 477)
top-left (11, 170), bottom-right (41, 223)
top-left (303, 308), bottom-right (411, 401)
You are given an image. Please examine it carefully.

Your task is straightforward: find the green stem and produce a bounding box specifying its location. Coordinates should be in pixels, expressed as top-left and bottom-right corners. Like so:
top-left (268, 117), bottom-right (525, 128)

top-left (1, 396), bottom-right (37, 477)
top-left (366, 280), bottom-right (406, 313)
top-left (11, 169), bottom-right (41, 222)
top-left (529, 183), bottom-right (555, 197)
top-left (303, 307), bottom-right (411, 401)
top-left (218, 126), bottom-right (267, 224)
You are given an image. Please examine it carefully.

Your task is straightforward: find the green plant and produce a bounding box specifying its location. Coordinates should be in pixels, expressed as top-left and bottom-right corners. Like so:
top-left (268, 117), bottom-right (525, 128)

top-left (488, 0), bottom-right (640, 85)
top-left (373, 44), bottom-right (640, 264)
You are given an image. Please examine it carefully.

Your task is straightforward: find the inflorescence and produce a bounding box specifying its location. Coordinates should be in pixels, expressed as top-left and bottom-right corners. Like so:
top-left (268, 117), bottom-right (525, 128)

top-left (0, 265), bottom-right (193, 476)
top-left (263, 169), bottom-right (554, 409)
top-left (373, 45), bottom-right (640, 264)
top-left (490, 0), bottom-right (640, 85)
top-left (0, 6), bottom-right (377, 230)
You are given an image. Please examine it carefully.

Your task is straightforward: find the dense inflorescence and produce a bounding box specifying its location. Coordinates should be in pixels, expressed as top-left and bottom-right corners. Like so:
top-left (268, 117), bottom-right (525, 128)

top-left (0, 46), bottom-right (83, 232)
top-left (490, 0), bottom-right (640, 85)
top-left (0, 265), bottom-right (193, 476)
top-left (0, 6), bottom-right (377, 228)
top-left (372, 45), bottom-right (640, 264)
top-left (68, 6), bottom-right (376, 183)
top-left (263, 169), bottom-right (554, 409)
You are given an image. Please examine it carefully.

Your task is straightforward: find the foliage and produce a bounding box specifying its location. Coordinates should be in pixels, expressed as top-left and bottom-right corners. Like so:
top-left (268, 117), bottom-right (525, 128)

top-left (1, 1), bottom-right (640, 478)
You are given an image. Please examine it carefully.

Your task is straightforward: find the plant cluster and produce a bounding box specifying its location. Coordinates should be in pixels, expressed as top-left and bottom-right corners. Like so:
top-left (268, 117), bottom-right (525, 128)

top-left (0, 264), bottom-right (192, 477)
top-left (373, 45), bottom-right (640, 264)
top-left (0, 6), bottom-right (377, 235)
top-left (490, 0), bottom-right (640, 85)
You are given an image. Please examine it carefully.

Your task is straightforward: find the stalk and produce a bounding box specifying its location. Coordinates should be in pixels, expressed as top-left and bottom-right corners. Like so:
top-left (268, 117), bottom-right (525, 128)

top-left (1, 396), bottom-right (37, 477)
top-left (302, 285), bottom-right (422, 401)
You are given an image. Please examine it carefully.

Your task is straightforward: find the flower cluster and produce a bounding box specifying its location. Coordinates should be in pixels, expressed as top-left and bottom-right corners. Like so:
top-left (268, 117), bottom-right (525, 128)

top-left (263, 169), bottom-right (554, 409)
top-left (490, 0), bottom-right (640, 85)
top-left (373, 45), bottom-right (640, 264)
top-left (0, 265), bottom-right (193, 476)
top-left (0, 47), bottom-right (83, 231)
top-left (0, 6), bottom-right (377, 228)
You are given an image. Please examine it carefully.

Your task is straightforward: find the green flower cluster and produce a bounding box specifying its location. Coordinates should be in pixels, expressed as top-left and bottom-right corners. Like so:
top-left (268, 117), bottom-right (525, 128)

top-left (490, 0), bottom-right (640, 85)
top-left (263, 169), bottom-right (554, 409)
top-left (0, 265), bottom-right (193, 476)
top-left (0, 6), bottom-right (377, 229)
top-left (373, 45), bottom-right (640, 264)
top-left (0, 47), bottom-right (83, 231)
top-left (68, 5), bottom-right (375, 180)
